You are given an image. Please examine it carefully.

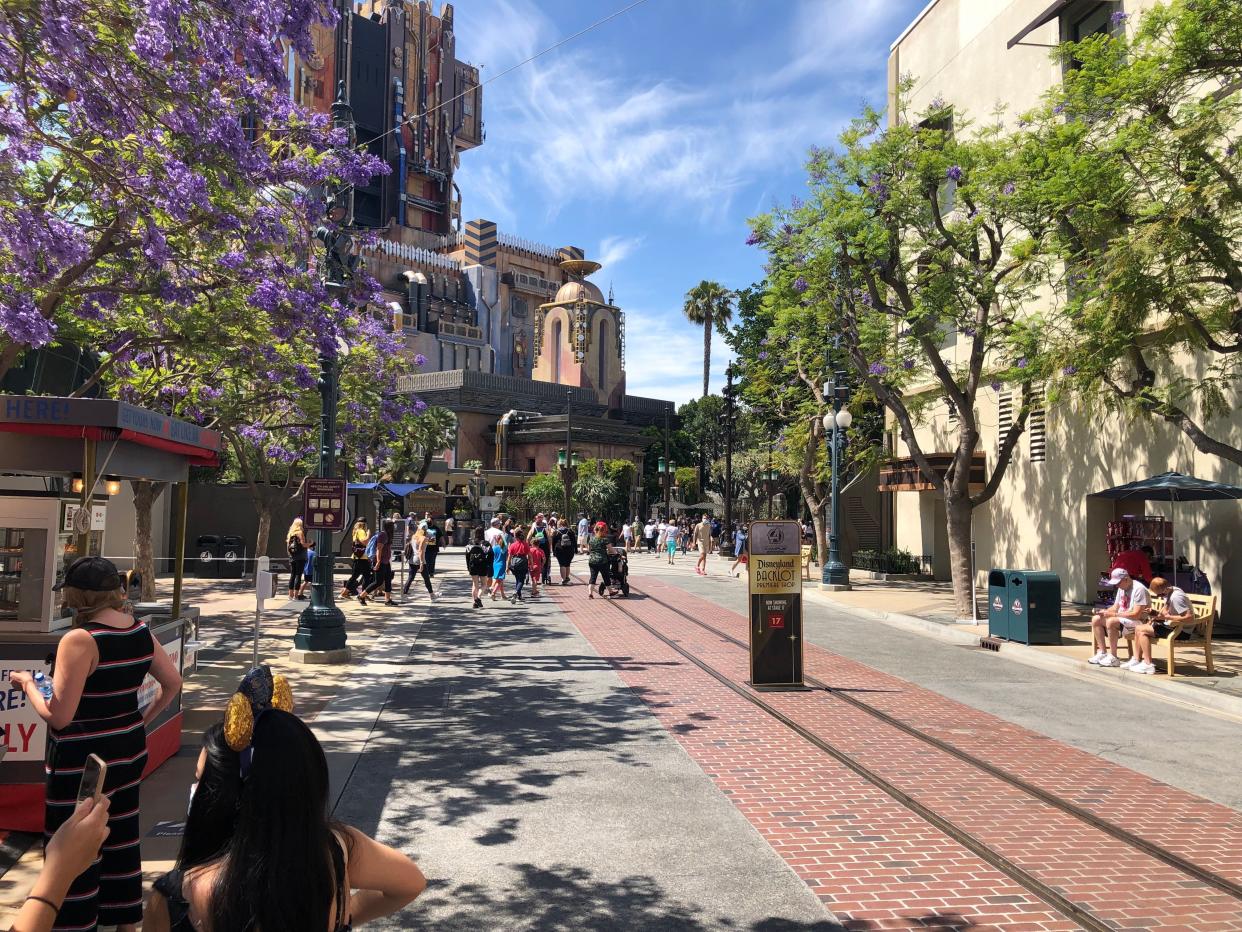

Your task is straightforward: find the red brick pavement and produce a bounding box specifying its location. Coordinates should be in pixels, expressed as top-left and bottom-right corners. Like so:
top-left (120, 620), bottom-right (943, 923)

top-left (550, 579), bottom-right (1242, 930)
top-left (642, 578), bottom-right (1242, 886)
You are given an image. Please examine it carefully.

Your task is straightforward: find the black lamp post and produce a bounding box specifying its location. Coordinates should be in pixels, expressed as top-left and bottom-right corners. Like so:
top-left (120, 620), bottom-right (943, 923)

top-left (658, 455), bottom-right (676, 519)
top-left (295, 80), bottom-right (354, 658)
top-left (821, 367), bottom-right (853, 590)
top-left (557, 448), bottom-right (581, 516)
top-left (720, 364), bottom-right (737, 555)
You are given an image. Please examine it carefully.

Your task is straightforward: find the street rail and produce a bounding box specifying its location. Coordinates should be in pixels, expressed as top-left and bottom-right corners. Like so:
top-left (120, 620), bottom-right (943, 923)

top-left (578, 576), bottom-right (1242, 931)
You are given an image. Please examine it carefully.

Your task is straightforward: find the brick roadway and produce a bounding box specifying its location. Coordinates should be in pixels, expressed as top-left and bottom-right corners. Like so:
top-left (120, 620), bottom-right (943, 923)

top-left (642, 579), bottom-right (1242, 885)
top-left (550, 579), bottom-right (1242, 931)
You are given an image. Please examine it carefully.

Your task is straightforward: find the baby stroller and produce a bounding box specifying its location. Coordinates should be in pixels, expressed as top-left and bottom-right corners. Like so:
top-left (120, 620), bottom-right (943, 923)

top-left (607, 546), bottom-right (630, 598)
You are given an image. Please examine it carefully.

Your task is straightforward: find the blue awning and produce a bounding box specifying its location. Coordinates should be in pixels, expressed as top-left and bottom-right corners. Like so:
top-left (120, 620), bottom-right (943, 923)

top-left (348, 482), bottom-right (382, 491)
top-left (382, 482), bottom-right (430, 498)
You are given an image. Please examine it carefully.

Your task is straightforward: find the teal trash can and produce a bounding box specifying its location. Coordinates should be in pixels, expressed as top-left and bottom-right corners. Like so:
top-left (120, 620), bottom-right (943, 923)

top-left (1005, 570), bottom-right (1062, 645)
top-left (987, 569), bottom-right (1010, 639)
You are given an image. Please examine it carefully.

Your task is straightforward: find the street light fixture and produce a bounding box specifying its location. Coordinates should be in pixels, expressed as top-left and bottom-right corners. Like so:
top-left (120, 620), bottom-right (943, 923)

top-left (294, 80), bottom-right (354, 660)
top-left (821, 371), bottom-right (852, 590)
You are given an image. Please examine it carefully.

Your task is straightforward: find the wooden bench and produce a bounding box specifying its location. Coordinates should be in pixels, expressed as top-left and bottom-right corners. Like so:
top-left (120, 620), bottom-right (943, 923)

top-left (1124, 593), bottom-right (1216, 676)
top-left (800, 545), bottom-right (814, 580)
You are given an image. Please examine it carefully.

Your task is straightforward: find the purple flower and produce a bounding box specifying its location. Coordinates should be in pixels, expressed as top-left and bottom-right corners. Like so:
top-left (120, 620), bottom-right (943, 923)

top-left (902, 358), bottom-right (915, 371)
top-left (293, 364), bottom-right (316, 391)
top-left (758, 351), bottom-right (769, 361)
top-left (1110, 11), bottom-right (1129, 25)
top-left (745, 230), bottom-right (762, 246)
top-left (962, 326), bottom-right (977, 337)
top-left (1015, 357), bottom-right (1028, 369)
top-left (1053, 102), bottom-right (1067, 115)
top-left (990, 379), bottom-right (1002, 392)
top-left (414, 353), bottom-right (428, 366)
top-left (946, 165), bottom-right (963, 183)
top-left (867, 172), bottom-right (889, 203)
top-left (1062, 364), bottom-right (1079, 376)
top-left (793, 276), bottom-right (809, 294)
top-left (868, 362), bottom-right (889, 376)
top-left (759, 338), bottom-right (769, 346)
top-left (1227, 144), bottom-right (1237, 157)
top-left (929, 96), bottom-right (946, 111)
top-left (1002, 181), bottom-right (1016, 195)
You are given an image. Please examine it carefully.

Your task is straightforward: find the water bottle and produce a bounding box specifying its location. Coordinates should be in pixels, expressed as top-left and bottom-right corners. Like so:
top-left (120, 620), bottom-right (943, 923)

top-left (33, 671), bottom-right (53, 700)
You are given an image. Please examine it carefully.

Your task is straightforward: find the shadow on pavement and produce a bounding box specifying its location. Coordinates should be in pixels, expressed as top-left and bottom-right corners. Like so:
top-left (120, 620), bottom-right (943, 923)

top-left (381, 862), bottom-right (847, 931)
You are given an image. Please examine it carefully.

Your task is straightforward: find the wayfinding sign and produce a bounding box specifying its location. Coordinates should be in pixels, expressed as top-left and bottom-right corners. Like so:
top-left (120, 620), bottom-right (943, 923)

top-left (747, 520), bottom-right (805, 689)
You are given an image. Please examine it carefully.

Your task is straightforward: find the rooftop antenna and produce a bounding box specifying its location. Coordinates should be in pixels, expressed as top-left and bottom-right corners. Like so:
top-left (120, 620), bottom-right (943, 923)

top-left (607, 282), bottom-right (615, 305)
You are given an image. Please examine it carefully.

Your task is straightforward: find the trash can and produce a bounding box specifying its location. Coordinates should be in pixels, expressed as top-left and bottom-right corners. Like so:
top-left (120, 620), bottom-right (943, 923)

top-left (987, 569), bottom-right (1010, 639)
top-left (195, 535), bottom-right (220, 578)
top-left (218, 535), bottom-right (246, 579)
top-left (1005, 570), bottom-right (1062, 645)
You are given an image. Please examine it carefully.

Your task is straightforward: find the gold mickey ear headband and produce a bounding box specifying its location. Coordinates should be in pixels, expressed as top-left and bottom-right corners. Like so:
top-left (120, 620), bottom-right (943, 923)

top-left (224, 665), bottom-right (294, 777)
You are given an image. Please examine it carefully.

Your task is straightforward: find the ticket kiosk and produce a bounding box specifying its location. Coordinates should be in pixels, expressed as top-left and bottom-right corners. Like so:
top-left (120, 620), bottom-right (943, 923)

top-left (0, 396), bottom-right (220, 830)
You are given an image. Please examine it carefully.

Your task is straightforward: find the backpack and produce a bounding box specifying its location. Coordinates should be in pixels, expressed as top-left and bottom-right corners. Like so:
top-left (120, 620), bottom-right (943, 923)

top-left (287, 534), bottom-right (304, 557)
top-left (364, 533), bottom-right (379, 559)
top-left (466, 543), bottom-right (489, 575)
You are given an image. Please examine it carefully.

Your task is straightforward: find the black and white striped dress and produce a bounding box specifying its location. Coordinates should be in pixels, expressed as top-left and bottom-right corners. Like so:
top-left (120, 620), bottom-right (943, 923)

top-left (45, 616), bottom-right (154, 931)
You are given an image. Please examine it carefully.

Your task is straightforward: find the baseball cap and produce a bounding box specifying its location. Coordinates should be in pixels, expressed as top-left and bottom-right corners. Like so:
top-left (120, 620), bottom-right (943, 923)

top-left (1107, 568), bottom-right (1130, 585)
top-left (54, 556), bottom-right (123, 592)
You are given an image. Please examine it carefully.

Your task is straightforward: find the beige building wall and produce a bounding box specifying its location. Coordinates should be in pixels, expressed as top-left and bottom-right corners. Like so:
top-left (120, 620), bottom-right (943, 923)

top-left (886, 0), bottom-right (1242, 616)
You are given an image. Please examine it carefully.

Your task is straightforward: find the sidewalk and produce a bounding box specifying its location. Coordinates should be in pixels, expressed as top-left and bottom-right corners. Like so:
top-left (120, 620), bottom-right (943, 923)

top-left (0, 570), bottom-right (432, 927)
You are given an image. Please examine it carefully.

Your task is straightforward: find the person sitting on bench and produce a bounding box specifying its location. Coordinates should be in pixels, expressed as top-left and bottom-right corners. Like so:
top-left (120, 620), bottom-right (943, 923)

top-left (1125, 577), bottom-right (1194, 674)
top-left (1090, 568), bottom-right (1149, 668)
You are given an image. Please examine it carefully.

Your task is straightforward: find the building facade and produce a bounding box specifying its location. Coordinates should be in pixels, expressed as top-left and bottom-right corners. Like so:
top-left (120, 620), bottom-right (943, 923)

top-left (885, 0), bottom-right (1242, 615)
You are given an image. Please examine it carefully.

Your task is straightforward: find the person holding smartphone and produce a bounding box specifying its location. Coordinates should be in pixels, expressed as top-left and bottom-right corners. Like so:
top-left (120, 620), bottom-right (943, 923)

top-left (10, 796), bottom-right (112, 932)
top-left (8, 556), bottom-right (182, 932)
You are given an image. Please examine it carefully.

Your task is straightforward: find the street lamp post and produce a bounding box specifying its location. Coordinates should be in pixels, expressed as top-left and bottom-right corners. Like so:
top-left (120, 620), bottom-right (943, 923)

top-left (658, 455), bottom-right (676, 518)
top-left (720, 365), bottom-right (736, 555)
top-left (821, 372), bottom-right (853, 590)
top-left (294, 80), bottom-right (354, 660)
top-left (557, 448), bottom-right (581, 516)
top-left (762, 445), bottom-right (778, 518)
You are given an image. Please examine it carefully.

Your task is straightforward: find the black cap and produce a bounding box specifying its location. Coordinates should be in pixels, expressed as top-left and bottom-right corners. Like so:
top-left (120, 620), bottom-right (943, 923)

top-left (53, 556), bottom-right (123, 592)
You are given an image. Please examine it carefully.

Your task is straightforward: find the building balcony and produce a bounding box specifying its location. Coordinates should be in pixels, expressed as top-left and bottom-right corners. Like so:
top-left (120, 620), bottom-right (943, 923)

top-left (878, 451), bottom-right (985, 492)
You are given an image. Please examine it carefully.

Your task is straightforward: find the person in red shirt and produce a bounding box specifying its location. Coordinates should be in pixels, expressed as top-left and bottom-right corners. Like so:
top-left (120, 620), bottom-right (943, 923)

top-left (526, 538), bottom-right (545, 598)
top-left (507, 528), bottom-right (531, 603)
top-left (1111, 546), bottom-right (1154, 584)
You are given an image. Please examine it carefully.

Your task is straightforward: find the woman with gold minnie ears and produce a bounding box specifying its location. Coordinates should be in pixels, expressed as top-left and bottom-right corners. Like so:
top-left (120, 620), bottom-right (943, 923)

top-left (142, 667), bottom-right (426, 932)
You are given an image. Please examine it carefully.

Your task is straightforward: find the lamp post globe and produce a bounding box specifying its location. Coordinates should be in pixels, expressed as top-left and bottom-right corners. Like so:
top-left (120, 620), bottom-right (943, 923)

top-left (835, 408), bottom-right (853, 429)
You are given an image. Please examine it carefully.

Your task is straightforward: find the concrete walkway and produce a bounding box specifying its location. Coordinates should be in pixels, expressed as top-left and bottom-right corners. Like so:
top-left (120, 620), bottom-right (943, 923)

top-left (331, 570), bottom-right (840, 930)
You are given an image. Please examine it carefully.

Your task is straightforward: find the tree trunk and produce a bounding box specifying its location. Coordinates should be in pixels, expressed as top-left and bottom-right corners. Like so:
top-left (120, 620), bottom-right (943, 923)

top-left (944, 491), bottom-right (976, 621)
top-left (130, 479), bottom-right (166, 601)
top-left (702, 312), bottom-right (712, 399)
top-left (255, 496), bottom-right (273, 561)
top-left (812, 511), bottom-right (826, 571)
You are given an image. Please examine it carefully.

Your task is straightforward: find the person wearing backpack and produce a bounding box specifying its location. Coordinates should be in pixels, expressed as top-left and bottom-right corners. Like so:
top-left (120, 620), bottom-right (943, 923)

top-left (359, 520), bottom-right (395, 606)
top-left (285, 517), bottom-right (308, 600)
top-left (423, 518), bottom-right (440, 577)
top-left (339, 519), bottom-right (373, 599)
top-left (507, 525), bottom-right (531, 603)
top-left (465, 528), bottom-right (492, 609)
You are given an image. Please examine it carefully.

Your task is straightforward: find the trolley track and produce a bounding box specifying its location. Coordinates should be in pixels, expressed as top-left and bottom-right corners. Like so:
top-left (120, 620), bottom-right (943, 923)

top-left (570, 574), bottom-right (1242, 931)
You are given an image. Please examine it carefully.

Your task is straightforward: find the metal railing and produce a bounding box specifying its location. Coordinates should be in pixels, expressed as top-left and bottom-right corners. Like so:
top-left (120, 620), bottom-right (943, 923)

top-left (851, 549), bottom-right (933, 575)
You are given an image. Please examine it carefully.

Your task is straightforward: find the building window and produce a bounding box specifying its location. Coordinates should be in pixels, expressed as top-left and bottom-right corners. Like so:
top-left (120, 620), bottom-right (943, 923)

top-left (1029, 388), bottom-right (1047, 462)
top-left (1061, 2), bottom-right (1123, 73)
top-left (511, 295), bottom-right (528, 319)
top-left (551, 319), bottom-right (562, 383)
top-left (997, 389), bottom-right (1013, 450)
top-left (526, 457), bottom-right (535, 473)
top-left (947, 399), bottom-right (958, 426)
top-left (597, 318), bottom-right (608, 385)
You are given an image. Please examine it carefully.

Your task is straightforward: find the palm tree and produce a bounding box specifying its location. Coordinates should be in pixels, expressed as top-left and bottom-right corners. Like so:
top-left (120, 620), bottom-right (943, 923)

top-left (381, 406), bottom-right (457, 481)
top-left (682, 280), bottom-right (735, 398)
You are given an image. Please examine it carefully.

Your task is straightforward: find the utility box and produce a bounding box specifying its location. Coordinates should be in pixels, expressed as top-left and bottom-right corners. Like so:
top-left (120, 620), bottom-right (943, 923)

top-left (195, 534), bottom-right (220, 579)
top-left (1002, 570), bottom-right (1062, 645)
top-left (987, 569), bottom-right (1010, 639)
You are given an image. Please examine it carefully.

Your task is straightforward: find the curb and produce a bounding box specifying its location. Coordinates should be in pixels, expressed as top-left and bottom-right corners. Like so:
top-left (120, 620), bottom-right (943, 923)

top-left (807, 589), bottom-right (1242, 721)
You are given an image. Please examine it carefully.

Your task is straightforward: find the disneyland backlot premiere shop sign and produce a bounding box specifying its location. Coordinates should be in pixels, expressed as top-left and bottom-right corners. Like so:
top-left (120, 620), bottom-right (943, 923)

top-left (747, 521), bottom-right (805, 688)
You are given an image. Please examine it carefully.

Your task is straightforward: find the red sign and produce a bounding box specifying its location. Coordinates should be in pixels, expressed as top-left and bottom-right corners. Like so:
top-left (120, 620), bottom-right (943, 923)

top-left (303, 477), bottom-right (347, 531)
top-left (768, 612), bottom-right (785, 629)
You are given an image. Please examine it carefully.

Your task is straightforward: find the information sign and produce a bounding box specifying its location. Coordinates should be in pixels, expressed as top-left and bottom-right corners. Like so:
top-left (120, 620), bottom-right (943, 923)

top-left (747, 520), bottom-right (805, 689)
top-left (302, 478), bottom-right (347, 531)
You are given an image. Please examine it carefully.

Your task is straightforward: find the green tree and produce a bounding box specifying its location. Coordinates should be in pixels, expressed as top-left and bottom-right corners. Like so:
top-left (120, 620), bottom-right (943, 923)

top-left (573, 472), bottom-right (618, 520)
top-left (1026, 0), bottom-right (1242, 465)
top-left (750, 95), bottom-right (1058, 618)
top-left (378, 406), bottom-right (457, 482)
top-left (682, 280), bottom-right (735, 398)
top-left (523, 473), bottom-right (565, 515)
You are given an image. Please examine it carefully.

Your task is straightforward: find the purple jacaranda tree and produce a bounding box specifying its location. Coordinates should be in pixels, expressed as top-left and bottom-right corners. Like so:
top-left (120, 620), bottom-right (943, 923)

top-left (0, 0), bottom-right (386, 383)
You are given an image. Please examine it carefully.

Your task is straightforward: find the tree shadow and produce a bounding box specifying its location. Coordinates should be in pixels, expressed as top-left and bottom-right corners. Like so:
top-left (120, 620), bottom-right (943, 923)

top-left (377, 862), bottom-right (847, 931)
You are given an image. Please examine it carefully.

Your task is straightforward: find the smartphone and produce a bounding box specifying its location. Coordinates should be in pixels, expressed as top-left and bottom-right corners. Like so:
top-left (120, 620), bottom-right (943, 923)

top-left (77, 753), bottom-right (107, 804)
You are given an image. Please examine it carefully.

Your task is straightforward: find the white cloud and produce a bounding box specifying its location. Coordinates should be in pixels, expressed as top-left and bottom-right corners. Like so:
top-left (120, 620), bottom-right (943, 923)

top-left (622, 305), bottom-right (736, 405)
top-left (597, 234), bottom-right (643, 270)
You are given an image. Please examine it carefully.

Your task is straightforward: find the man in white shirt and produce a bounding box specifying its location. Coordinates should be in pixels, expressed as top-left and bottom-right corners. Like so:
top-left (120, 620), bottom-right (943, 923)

top-left (1090, 568), bottom-right (1150, 667)
top-left (484, 517), bottom-right (504, 547)
top-left (693, 515), bottom-right (713, 576)
top-left (1128, 577), bottom-right (1194, 674)
top-left (577, 513), bottom-right (589, 552)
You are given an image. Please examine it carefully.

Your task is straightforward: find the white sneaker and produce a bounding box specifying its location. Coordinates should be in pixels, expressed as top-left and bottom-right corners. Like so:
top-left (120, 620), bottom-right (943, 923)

top-left (1137, 662), bottom-right (1157, 674)
top-left (1088, 650), bottom-right (1106, 664)
top-left (1120, 656), bottom-right (1140, 670)
top-left (1098, 653), bottom-right (1120, 667)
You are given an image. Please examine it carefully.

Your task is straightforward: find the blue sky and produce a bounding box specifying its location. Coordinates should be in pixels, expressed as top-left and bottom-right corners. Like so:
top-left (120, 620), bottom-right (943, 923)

top-left (453, 0), bottom-right (929, 405)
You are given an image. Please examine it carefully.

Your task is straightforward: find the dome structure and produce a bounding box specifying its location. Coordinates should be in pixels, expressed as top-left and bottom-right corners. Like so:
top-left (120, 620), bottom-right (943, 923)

top-left (553, 279), bottom-right (605, 305)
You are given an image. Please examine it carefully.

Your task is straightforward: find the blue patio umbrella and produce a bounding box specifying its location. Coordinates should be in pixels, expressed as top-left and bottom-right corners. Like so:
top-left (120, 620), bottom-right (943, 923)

top-left (1091, 472), bottom-right (1242, 586)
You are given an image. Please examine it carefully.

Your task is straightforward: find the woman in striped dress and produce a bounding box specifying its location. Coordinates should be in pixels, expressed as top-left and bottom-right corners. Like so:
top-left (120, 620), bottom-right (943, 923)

top-left (9, 556), bottom-right (181, 931)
